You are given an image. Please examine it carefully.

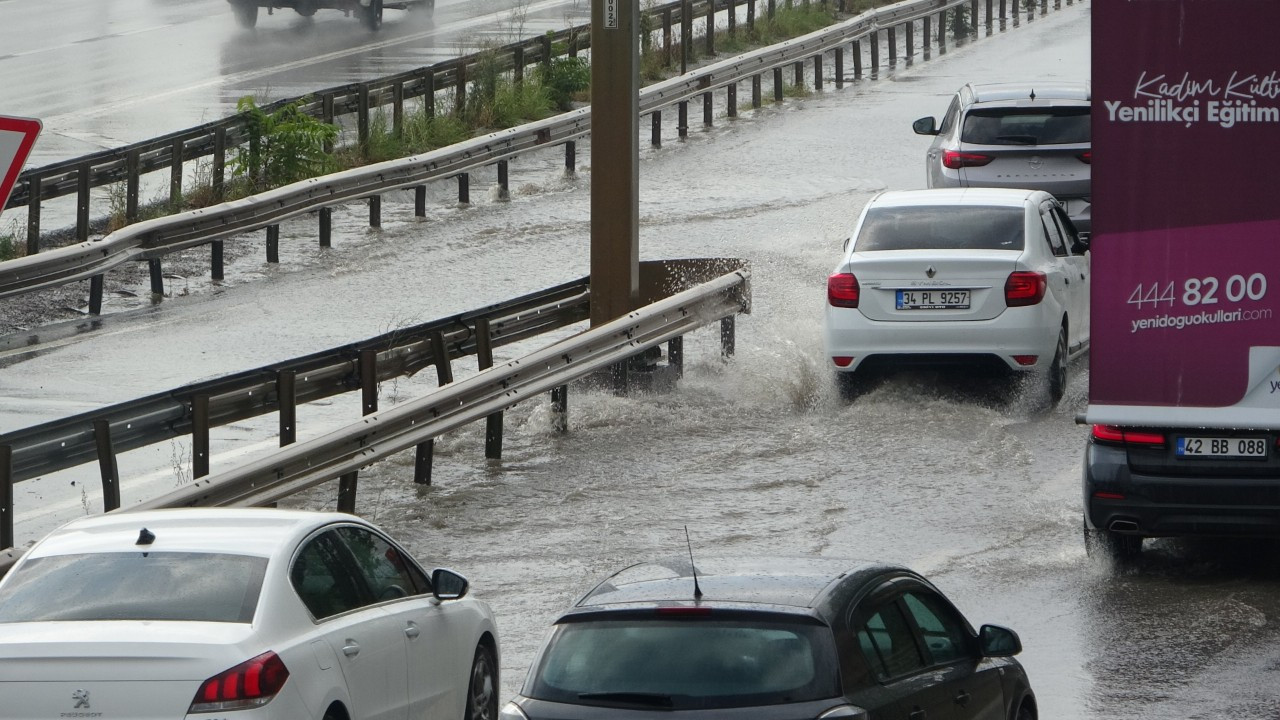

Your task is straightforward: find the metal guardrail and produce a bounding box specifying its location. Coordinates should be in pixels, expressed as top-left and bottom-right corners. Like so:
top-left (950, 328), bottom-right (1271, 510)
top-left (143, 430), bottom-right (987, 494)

top-left (0, 0), bottom-right (1075, 302)
top-left (0, 258), bottom-right (750, 575)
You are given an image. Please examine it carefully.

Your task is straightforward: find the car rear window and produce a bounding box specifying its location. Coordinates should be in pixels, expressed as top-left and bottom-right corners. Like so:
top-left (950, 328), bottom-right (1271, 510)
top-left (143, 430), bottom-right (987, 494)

top-left (0, 552), bottom-right (267, 623)
top-left (854, 206), bottom-right (1025, 252)
top-left (526, 618), bottom-right (839, 710)
top-left (961, 106), bottom-right (1090, 145)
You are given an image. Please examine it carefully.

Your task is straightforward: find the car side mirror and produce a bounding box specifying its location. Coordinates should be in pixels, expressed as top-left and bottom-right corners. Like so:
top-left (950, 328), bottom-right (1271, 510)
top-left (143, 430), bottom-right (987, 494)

top-left (979, 624), bottom-right (1022, 657)
top-left (431, 568), bottom-right (470, 600)
top-left (912, 116), bottom-right (939, 135)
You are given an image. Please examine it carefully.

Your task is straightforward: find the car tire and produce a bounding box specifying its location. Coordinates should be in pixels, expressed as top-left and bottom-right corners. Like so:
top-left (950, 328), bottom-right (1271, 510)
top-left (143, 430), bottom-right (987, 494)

top-left (1047, 325), bottom-right (1067, 405)
top-left (295, 0), bottom-right (318, 16)
top-left (363, 0), bottom-right (383, 30)
top-left (464, 643), bottom-right (498, 720)
top-left (230, 0), bottom-right (259, 28)
top-left (835, 371), bottom-right (865, 401)
top-left (1083, 516), bottom-right (1142, 561)
top-left (1015, 700), bottom-right (1035, 720)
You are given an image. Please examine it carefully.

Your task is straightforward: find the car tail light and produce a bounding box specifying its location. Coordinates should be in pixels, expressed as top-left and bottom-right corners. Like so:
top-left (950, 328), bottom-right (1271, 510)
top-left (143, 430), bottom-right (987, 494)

top-left (1078, 151), bottom-right (1092, 164)
top-left (832, 357), bottom-right (855, 368)
top-left (1012, 355), bottom-right (1038, 366)
top-left (656, 606), bottom-right (713, 616)
top-left (828, 273), bottom-right (860, 308)
top-left (189, 651), bottom-right (289, 713)
top-left (1004, 271), bottom-right (1047, 307)
top-left (1092, 424), bottom-right (1166, 448)
top-left (942, 150), bottom-right (994, 169)
top-left (1094, 491), bottom-right (1127, 500)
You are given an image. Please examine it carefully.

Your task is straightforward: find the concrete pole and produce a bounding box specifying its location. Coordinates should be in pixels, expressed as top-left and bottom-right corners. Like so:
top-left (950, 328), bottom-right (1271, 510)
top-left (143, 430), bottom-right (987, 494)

top-left (590, 0), bottom-right (641, 326)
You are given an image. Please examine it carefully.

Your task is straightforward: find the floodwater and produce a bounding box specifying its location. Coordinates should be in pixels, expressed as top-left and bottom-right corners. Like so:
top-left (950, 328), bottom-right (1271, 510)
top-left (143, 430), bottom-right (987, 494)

top-left (4, 2), bottom-right (1280, 717)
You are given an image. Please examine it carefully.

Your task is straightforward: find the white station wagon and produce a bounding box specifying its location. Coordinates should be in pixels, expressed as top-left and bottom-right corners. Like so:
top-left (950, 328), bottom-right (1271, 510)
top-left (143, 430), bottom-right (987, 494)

top-left (824, 188), bottom-right (1090, 403)
top-left (0, 508), bottom-right (499, 720)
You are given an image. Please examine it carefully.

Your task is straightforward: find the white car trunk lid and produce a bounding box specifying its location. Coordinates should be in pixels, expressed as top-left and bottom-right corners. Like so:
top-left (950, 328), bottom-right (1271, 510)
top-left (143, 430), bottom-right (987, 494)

top-left (849, 250), bottom-right (1020, 322)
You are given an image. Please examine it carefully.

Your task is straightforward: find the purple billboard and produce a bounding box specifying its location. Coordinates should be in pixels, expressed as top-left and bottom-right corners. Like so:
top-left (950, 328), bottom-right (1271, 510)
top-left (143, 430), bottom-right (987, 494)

top-left (1087, 0), bottom-right (1280, 428)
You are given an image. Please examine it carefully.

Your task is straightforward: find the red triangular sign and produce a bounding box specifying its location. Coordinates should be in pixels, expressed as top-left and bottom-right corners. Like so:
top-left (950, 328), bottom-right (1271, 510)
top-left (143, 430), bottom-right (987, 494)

top-left (0, 115), bottom-right (42, 222)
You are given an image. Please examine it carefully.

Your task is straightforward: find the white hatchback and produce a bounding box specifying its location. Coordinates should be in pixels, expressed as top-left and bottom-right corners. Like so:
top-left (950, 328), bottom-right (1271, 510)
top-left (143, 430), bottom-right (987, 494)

top-left (0, 508), bottom-right (499, 720)
top-left (824, 188), bottom-right (1089, 403)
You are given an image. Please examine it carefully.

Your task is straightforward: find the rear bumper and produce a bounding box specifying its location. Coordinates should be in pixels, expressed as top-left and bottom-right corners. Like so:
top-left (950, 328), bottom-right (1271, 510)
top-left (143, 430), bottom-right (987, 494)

top-left (1083, 442), bottom-right (1280, 538)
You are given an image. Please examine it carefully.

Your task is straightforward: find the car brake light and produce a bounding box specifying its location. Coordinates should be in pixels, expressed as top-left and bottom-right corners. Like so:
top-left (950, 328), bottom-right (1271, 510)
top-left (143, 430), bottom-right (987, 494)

top-left (942, 150), bottom-right (994, 169)
top-left (1012, 355), bottom-right (1038, 366)
top-left (832, 357), bottom-right (855, 367)
top-left (1094, 491), bottom-right (1127, 500)
top-left (656, 606), bottom-right (713, 616)
top-left (1004, 271), bottom-right (1047, 307)
top-left (1078, 151), bottom-right (1091, 164)
top-left (190, 651), bottom-right (289, 713)
top-left (828, 273), bottom-right (860, 308)
top-left (1092, 424), bottom-right (1165, 448)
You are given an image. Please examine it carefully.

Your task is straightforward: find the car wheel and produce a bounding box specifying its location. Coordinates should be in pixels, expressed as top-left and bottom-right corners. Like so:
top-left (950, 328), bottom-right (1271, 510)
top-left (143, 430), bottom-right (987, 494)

top-left (1047, 325), bottom-right (1067, 404)
top-left (363, 0), bottom-right (383, 30)
top-left (464, 643), bottom-right (498, 720)
top-left (1083, 516), bottom-right (1142, 560)
top-left (835, 371), bottom-right (864, 401)
top-left (230, 0), bottom-right (258, 28)
top-left (1015, 700), bottom-right (1035, 720)
top-left (295, 0), bottom-right (318, 16)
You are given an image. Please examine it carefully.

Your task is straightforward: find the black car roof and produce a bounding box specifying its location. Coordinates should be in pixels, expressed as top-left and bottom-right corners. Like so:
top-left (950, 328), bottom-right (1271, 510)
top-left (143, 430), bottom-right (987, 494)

top-left (572, 556), bottom-right (904, 615)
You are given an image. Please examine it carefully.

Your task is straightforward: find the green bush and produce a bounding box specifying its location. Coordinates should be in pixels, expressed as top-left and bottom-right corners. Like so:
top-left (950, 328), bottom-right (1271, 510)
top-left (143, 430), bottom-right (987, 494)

top-left (539, 57), bottom-right (591, 111)
top-left (0, 233), bottom-right (18, 262)
top-left (231, 97), bottom-right (339, 192)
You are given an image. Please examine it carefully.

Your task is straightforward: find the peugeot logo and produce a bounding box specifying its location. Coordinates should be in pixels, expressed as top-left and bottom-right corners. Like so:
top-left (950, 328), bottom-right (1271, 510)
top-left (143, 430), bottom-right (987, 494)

top-left (1027, 156), bottom-right (1044, 170)
top-left (926, 266), bottom-right (937, 278)
top-left (72, 690), bottom-right (90, 709)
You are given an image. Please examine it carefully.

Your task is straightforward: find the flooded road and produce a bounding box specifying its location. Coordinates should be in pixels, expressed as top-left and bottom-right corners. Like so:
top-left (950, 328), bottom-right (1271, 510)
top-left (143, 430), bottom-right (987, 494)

top-left (5, 2), bottom-right (1280, 717)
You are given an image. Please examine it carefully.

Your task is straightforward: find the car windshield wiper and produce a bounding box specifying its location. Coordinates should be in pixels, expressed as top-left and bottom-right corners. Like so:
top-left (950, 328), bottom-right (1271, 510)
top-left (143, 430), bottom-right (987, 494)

top-left (578, 692), bottom-right (675, 708)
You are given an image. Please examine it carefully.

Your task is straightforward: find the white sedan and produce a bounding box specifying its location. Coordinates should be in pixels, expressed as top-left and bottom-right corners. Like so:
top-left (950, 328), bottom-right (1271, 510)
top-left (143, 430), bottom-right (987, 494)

top-left (0, 508), bottom-right (499, 720)
top-left (823, 187), bottom-right (1089, 403)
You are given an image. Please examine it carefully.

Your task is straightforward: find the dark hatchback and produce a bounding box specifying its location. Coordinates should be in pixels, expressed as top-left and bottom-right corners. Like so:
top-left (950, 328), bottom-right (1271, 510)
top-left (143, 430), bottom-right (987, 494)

top-left (500, 557), bottom-right (1035, 720)
top-left (1084, 424), bottom-right (1280, 558)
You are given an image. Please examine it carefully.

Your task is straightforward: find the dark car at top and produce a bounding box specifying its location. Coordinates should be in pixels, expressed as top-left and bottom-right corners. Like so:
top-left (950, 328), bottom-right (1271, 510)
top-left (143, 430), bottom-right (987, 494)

top-left (500, 557), bottom-right (1035, 720)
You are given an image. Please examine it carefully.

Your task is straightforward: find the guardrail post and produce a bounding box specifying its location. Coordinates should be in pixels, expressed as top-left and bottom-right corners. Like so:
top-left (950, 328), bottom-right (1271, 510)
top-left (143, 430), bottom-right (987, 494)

top-left (212, 241), bottom-right (224, 281)
top-left (126, 150), bottom-right (141, 223)
top-left (93, 420), bottom-right (121, 512)
top-left (278, 370), bottom-right (297, 446)
top-left (414, 440), bottom-right (434, 485)
top-left (853, 40), bottom-right (863, 78)
top-left (89, 275), bottom-right (104, 315)
top-left (704, 0), bottom-right (715, 56)
top-left (922, 16), bottom-right (931, 58)
top-left (358, 85), bottom-right (371, 149)
top-left (565, 141), bottom-right (577, 173)
top-left (720, 316), bottom-right (736, 359)
top-left (669, 336), bottom-right (684, 378)
top-left (267, 225), bottom-right (280, 263)
top-left (369, 195), bottom-right (382, 227)
top-left (999, 0), bottom-right (1007, 30)
top-left (149, 259), bottom-right (164, 296)
top-left (610, 360), bottom-right (629, 396)
top-left (985, 0), bottom-right (993, 36)
top-left (432, 331), bottom-right (454, 385)
top-left (651, 112), bottom-right (662, 147)
top-left (678, 102), bottom-right (689, 138)
top-left (1, 445), bottom-right (13, 550)
top-left (192, 394), bottom-right (210, 479)
top-left (360, 349), bottom-right (378, 416)
top-left (457, 173), bottom-right (470, 204)
top-left (455, 61), bottom-right (467, 115)
top-left (424, 69), bottom-right (437, 117)
top-left (540, 35), bottom-right (552, 69)
top-left (747, 0), bottom-right (755, 28)
top-left (888, 27), bottom-right (897, 68)
top-left (681, 0), bottom-right (692, 73)
top-left (793, 61), bottom-right (803, 90)
top-left (1040, 0), bottom-right (1047, 17)
top-left (768, 0), bottom-right (776, 19)
top-left (337, 472), bottom-right (358, 513)
top-left (752, 75), bottom-right (762, 107)
top-left (513, 46), bottom-right (525, 84)
top-left (663, 9), bottom-right (673, 66)
top-left (170, 138), bottom-right (184, 210)
top-left (727, 83), bottom-right (737, 118)
top-left (814, 55), bottom-right (823, 90)
top-left (728, 0), bottom-right (736, 35)
top-left (320, 207), bottom-right (332, 247)
top-left (476, 318), bottom-right (503, 460)
top-left (970, 0), bottom-right (980, 37)
top-left (213, 127), bottom-right (226, 201)
top-left (835, 48), bottom-right (844, 88)
top-left (415, 186), bottom-right (427, 216)
top-left (393, 81), bottom-right (405, 136)
top-left (703, 91), bottom-right (713, 126)
top-left (773, 67), bottom-right (784, 102)
top-left (569, 29), bottom-right (579, 57)
top-left (551, 386), bottom-right (568, 433)
top-left (497, 160), bottom-right (510, 200)
top-left (1013, 1), bottom-right (1019, 27)
top-left (77, 162), bottom-right (91, 243)
top-left (905, 21), bottom-right (914, 65)
top-left (938, 10), bottom-right (948, 53)
top-left (25, 176), bottom-right (41, 256)
top-left (869, 31), bottom-right (879, 78)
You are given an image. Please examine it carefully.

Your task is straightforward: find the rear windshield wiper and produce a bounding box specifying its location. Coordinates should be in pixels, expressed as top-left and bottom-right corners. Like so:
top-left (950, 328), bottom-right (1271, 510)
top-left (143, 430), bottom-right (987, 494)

top-left (578, 692), bottom-right (675, 708)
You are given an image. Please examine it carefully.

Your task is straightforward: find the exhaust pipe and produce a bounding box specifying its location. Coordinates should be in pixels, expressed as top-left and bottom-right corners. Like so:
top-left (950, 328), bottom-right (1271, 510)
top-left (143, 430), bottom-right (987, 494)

top-left (1109, 519), bottom-right (1140, 533)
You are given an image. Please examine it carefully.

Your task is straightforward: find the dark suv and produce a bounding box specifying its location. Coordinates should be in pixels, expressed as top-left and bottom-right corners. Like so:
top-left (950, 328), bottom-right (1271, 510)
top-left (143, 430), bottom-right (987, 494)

top-left (1083, 424), bottom-right (1280, 558)
top-left (501, 557), bottom-right (1036, 720)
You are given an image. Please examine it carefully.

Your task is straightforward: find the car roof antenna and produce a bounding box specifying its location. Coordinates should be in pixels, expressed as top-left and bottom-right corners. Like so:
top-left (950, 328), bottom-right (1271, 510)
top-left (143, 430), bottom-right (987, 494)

top-left (136, 528), bottom-right (156, 546)
top-left (684, 525), bottom-right (703, 601)
top-left (1029, 88), bottom-right (1037, 101)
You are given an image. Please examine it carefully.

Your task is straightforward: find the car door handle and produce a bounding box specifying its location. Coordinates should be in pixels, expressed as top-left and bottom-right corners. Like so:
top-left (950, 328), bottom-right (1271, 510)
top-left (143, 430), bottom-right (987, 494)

top-left (342, 641), bottom-right (360, 658)
top-left (954, 690), bottom-right (971, 707)
top-left (404, 623), bottom-right (421, 639)
top-left (909, 708), bottom-right (927, 720)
